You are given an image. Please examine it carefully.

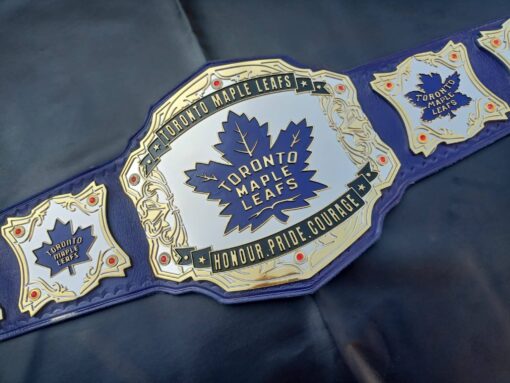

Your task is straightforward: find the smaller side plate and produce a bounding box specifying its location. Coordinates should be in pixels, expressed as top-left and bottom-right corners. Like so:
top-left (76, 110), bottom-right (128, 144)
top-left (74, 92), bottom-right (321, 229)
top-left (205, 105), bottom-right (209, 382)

top-left (372, 41), bottom-right (509, 156)
top-left (1, 182), bottom-right (131, 316)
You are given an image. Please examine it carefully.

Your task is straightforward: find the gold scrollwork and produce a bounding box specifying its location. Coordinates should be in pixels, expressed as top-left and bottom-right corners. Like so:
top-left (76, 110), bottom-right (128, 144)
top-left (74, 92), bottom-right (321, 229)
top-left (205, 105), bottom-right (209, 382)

top-left (24, 201), bottom-right (50, 243)
top-left (55, 198), bottom-right (95, 215)
top-left (137, 168), bottom-right (188, 263)
top-left (320, 84), bottom-right (378, 170)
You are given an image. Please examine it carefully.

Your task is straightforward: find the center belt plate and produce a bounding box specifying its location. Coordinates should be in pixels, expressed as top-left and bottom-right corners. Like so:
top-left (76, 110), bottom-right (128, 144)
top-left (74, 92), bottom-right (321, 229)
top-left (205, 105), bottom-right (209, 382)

top-left (121, 59), bottom-right (400, 291)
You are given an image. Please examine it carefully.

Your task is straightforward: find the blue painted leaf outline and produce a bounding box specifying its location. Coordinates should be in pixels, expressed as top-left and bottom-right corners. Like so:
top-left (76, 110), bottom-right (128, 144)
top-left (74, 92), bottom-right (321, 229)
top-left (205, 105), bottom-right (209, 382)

top-left (185, 111), bottom-right (327, 233)
top-left (33, 219), bottom-right (95, 276)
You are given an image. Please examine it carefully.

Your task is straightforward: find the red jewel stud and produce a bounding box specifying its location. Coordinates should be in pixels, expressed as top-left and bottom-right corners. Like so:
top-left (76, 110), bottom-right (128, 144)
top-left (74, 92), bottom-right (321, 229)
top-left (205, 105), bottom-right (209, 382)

top-left (491, 38), bottom-right (502, 48)
top-left (129, 174), bottom-right (140, 186)
top-left (335, 84), bottom-right (346, 93)
top-left (106, 255), bottom-right (118, 267)
top-left (87, 195), bottom-right (98, 206)
top-left (385, 82), bottom-right (394, 90)
top-left (377, 155), bottom-right (388, 166)
top-left (418, 133), bottom-right (428, 143)
top-left (13, 226), bottom-right (25, 238)
top-left (29, 288), bottom-right (41, 301)
top-left (485, 102), bottom-right (496, 112)
top-left (295, 252), bottom-right (305, 262)
top-left (212, 79), bottom-right (222, 89)
top-left (449, 52), bottom-right (459, 62)
top-left (159, 253), bottom-right (170, 265)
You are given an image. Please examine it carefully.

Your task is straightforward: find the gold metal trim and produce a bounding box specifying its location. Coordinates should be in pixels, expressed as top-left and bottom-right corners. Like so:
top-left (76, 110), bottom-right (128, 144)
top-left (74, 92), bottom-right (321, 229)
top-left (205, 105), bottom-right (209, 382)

top-left (478, 19), bottom-right (510, 69)
top-left (1, 182), bottom-right (131, 316)
top-left (121, 59), bottom-right (400, 291)
top-left (371, 41), bottom-right (509, 156)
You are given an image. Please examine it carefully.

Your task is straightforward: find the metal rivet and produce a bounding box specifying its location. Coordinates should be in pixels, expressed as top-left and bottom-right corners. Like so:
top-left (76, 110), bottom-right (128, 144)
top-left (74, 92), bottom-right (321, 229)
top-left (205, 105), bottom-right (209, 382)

top-left (418, 133), bottom-right (428, 143)
top-left (106, 255), bottom-right (118, 267)
top-left (13, 226), bottom-right (25, 238)
top-left (159, 253), bottom-right (170, 265)
top-left (87, 195), bottom-right (98, 206)
top-left (377, 155), bottom-right (388, 165)
top-left (449, 52), bottom-right (459, 61)
top-left (491, 38), bottom-right (502, 48)
top-left (335, 84), bottom-right (346, 93)
top-left (485, 102), bottom-right (496, 112)
top-left (29, 288), bottom-right (41, 301)
top-left (129, 174), bottom-right (140, 186)
top-left (212, 79), bottom-right (222, 89)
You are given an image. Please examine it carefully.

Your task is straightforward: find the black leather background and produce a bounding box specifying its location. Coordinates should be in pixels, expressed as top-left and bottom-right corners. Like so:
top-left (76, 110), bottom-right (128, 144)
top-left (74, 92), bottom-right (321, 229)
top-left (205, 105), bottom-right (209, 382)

top-left (1, 1), bottom-right (510, 382)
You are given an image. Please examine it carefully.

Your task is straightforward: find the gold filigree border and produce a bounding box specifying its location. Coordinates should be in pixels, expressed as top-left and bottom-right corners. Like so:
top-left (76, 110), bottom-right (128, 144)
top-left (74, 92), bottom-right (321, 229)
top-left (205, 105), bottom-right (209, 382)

top-left (371, 41), bottom-right (510, 156)
top-left (120, 59), bottom-right (400, 291)
top-left (1, 182), bottom-right (131, 316)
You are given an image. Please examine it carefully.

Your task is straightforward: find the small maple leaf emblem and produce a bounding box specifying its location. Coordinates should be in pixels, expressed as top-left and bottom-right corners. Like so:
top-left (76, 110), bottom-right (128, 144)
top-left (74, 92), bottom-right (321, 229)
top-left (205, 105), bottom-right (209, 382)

top-left (34, 220), bottom-right (95, 276)
top-left (405, 71), bottom-right (472, 122)
top-left (185, 111), bottom-right (327, 233)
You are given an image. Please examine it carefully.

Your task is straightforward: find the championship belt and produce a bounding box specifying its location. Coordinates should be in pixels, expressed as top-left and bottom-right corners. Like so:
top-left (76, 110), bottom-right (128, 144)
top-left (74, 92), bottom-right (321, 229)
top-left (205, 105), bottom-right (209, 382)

top-left (1, 17), bottom-right (509, 341)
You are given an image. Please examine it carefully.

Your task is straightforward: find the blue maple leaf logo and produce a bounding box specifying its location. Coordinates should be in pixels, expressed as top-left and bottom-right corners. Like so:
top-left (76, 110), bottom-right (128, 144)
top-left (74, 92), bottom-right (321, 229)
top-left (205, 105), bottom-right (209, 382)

top-left (405, 72), bottom-right (471, 122)
top-left (33, 220), bottom-right (95, 276)
top-left (185, 111), bottom-right (327, 233)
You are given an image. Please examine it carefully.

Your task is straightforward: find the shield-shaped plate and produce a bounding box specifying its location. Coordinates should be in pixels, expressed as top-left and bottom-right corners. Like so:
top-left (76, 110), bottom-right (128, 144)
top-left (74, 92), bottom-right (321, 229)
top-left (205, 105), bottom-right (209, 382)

top-left (371, 41), bottom-right (509, 156)
top-left (1, 182), bottom-right (131, 315)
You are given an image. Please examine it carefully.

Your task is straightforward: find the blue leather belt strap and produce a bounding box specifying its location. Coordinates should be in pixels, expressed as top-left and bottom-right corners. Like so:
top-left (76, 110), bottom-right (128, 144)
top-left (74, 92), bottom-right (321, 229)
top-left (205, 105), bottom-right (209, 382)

top-left (0, 17), bottom-right (509, 341)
